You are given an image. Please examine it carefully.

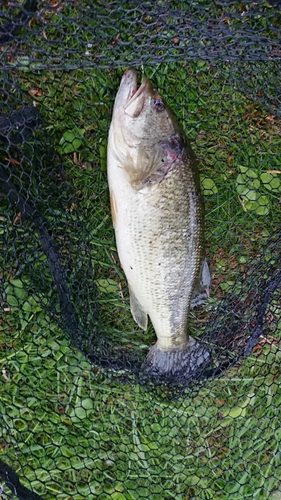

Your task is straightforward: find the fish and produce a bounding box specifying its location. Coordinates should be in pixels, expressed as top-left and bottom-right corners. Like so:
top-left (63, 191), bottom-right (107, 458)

top-left (107, 69), bottom-right (210, 379)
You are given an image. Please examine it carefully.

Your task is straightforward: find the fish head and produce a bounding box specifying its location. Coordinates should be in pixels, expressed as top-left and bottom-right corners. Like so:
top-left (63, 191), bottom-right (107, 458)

top-left (110, 69), bottom-right (185, 187)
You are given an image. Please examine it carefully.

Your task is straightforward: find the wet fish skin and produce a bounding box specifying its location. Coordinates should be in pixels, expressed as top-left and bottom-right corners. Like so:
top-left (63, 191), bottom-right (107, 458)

top-left (107, 69), bottom-right (210, 378)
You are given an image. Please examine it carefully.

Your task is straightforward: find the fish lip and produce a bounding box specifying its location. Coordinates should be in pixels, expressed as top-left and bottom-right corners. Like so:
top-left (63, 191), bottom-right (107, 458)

top-left (122, 69), bottom-right (148, 114)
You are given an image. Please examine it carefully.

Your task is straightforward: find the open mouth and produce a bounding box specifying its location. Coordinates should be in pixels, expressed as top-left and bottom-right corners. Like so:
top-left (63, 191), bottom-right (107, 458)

top-left (122, 69), bottom-right (148, 116)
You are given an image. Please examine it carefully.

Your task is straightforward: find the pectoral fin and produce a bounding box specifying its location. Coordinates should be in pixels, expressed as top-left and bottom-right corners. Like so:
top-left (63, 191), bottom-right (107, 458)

top-left (123, 147), bottom-right (164, 188)
top-left (110, 190), bottom-right (118, 229)
top-left (190, 258), bottom-right (211, 308)
top-left (124, 135), bottom-right (183, 190)
top-left (129, 287), bottom-right (148, 330)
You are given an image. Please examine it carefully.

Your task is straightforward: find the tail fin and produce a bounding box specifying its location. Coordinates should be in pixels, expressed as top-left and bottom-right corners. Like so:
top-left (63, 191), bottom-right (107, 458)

top-left (140, 337), bottom-right (210, 379)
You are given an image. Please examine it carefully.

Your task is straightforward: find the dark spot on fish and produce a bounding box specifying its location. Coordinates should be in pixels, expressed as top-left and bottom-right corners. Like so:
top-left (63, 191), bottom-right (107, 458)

top-left (159, 134), bottom-right (184, 158)
top-left (130, 266), bottom-right (133, 269)
top-left (171, 134), bottom-right (180, 146)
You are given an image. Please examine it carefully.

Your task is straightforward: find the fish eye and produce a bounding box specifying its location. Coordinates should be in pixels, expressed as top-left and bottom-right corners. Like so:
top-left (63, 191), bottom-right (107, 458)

top-left (152, 98), bottom-right (165, 111)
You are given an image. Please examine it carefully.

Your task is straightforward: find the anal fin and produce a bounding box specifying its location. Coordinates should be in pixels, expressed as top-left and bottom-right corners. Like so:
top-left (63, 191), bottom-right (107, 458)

top-left (190, 258), bottom-right (211, 308)
top-left (129, 287), bottom-right (148, 330)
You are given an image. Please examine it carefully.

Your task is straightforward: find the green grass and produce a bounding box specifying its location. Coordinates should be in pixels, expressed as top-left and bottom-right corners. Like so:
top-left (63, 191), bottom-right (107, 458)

top-left (0, 315), bottom-right (281, 499)
top-left (1, 2), bottom-right (281, 498)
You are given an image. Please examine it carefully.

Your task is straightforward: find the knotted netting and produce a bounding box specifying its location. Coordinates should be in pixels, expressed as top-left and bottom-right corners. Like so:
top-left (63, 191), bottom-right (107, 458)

top-left (0, 1), bottom-right (281, 499)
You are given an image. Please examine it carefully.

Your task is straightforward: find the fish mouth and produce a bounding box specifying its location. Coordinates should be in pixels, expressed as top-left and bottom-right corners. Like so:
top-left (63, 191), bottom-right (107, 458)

top-left (121, 69), bottom-right (148, 117)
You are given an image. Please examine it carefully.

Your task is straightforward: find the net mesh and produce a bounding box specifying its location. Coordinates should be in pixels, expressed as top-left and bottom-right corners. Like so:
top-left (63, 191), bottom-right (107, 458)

top-left (0, 1), bottom-right (281, 499)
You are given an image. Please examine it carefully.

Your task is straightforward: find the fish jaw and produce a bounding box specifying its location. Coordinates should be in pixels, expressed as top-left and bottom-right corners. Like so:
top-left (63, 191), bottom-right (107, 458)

top-left (113, 69), bottom-right (138, 112)
top-left (113, 69), bottom-right (148, 119)
top-left (109, 69), bottom-right (148, 166)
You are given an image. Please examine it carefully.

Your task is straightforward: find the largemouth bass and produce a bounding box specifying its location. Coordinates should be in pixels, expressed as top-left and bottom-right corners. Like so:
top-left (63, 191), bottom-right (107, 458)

top-left (107, 69), bottom-right (210, 378)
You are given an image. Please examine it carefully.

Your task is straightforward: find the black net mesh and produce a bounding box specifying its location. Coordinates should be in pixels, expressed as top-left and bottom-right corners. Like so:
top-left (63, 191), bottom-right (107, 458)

top-left (0, 1), bottom-right (281, 499)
